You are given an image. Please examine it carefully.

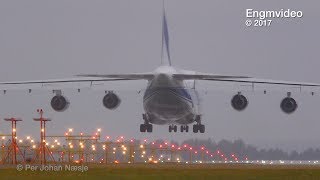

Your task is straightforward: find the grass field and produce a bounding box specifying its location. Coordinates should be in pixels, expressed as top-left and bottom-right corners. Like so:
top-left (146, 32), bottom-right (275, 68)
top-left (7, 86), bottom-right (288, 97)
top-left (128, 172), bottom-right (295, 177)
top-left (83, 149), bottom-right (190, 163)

top-left (1, 163), bottom-right (320, 180)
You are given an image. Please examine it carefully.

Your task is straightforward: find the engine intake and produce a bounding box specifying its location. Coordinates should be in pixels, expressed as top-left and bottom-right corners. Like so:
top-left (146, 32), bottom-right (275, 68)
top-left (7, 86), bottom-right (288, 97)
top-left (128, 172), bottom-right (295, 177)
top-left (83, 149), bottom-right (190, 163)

top-left (231, 93), bottom-right (248, 111)
top-left (280, 97), bottom-right (297, 114)
top-left (103, 92), bottom-right (121, 110)
top-left (51, 95), bottom-right (69, 112)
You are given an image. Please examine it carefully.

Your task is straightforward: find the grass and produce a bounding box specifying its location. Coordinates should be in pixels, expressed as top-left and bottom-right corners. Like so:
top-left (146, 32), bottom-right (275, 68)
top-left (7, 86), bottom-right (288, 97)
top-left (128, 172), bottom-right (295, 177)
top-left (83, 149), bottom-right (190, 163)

top-left (1, 163), bottom-right (320, 180)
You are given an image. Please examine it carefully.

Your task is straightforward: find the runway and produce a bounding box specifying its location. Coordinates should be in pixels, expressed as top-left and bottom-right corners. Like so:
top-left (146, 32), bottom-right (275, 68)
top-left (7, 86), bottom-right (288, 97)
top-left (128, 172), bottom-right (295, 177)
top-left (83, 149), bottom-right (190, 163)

top-left (1, 163), bottom-right (320, 180)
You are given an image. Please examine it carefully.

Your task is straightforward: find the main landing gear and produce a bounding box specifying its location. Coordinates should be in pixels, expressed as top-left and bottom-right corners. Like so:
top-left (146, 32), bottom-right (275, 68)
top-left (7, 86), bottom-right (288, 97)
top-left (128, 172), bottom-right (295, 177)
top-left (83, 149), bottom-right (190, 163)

top-left (140, 114), bottom-right (205, 133)
top-left (193, 115), bottom-right (205, 133)
top-left (140, 114), bottom-right (153, 133)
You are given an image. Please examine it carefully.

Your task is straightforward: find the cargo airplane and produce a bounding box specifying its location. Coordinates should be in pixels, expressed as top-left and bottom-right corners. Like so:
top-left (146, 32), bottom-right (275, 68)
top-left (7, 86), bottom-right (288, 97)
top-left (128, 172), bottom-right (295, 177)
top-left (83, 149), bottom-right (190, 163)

top-left (1, 4), bottom-right (319, 133)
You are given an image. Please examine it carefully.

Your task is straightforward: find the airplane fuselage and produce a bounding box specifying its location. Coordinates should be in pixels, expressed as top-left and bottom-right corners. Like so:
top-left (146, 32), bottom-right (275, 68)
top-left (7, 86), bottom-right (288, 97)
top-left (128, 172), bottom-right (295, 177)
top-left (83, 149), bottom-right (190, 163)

top-left (143, 66), bottom-right (199, 125)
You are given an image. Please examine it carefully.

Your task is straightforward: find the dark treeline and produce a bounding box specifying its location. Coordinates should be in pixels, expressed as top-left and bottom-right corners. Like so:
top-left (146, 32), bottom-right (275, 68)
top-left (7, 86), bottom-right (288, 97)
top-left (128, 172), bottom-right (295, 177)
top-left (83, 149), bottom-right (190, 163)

top-left (177, 138), bottom-right (320, 160)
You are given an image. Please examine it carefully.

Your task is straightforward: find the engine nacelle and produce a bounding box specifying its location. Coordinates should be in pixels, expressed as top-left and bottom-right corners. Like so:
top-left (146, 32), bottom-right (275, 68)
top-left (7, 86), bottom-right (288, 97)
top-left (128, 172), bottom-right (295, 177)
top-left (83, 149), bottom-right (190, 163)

top-left (51, 95), bottom-right (69, 112)
top-left (103, 92), bottom-right (121, 110)
top-left (280, 97), bottom-right (297, 114)
top-left (231, 93), bottom-right (248, 111)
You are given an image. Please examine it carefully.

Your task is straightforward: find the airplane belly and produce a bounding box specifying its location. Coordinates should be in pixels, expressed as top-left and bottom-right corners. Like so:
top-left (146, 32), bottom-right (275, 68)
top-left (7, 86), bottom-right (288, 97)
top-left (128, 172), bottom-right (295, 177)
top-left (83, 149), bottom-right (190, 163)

top-left (143, 88), bottom-right (195, 125)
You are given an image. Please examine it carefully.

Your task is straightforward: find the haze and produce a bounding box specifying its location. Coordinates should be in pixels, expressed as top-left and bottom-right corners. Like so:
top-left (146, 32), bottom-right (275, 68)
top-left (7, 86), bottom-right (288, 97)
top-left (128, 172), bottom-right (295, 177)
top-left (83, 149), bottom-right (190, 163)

top-left (0, 0), bottom-right (320, 152)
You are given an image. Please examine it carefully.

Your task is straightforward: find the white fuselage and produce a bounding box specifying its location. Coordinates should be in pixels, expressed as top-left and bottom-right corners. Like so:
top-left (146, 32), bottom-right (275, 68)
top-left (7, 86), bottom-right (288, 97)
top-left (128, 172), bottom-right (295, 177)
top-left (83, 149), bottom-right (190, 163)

top-left (143, 66), bottom-right (200, 125)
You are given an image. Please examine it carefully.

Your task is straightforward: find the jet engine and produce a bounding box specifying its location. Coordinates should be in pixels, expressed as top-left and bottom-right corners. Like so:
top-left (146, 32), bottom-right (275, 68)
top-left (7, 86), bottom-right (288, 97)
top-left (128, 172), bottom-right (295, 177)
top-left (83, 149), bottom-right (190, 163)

top-left (231, 93), bottom-right (248, 111)
top-left (51, 95), bottom-right (69, 112)
top-left (103, 92), bottom-right (121, 110)
top-left (280, 97), bottom-right (297, 114)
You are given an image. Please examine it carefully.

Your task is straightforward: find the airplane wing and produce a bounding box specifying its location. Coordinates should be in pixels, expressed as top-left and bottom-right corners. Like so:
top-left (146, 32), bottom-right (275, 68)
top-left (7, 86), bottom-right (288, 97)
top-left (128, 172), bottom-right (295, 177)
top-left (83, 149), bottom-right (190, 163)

top-left (0, 78), bottom-right (131, 85)
top-left (0, 74), bottom-right (154, 91)
top-left (173, 74), bottom-right (250, 80)
top-left (0, 73), bottom-right (154, 85)
top-left (173, 73), bottom-right (320, 87)
top-left (196, 78), bottom-right (320, 87)
top-left (76, 73), bottom-right (154, 80)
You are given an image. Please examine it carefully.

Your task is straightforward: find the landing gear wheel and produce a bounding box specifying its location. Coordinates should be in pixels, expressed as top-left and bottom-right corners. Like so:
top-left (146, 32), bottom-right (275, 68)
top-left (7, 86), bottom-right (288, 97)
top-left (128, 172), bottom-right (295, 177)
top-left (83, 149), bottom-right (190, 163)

top-left (140, 124), bottom-right (146, 132)
top-left (199, 124), bottom-right (205, 133)
top-left (192, 124), bottom-right (205, 133)
top-left (146, 124), bottom-right (153, 133)
top-left (193, 115), bottom-right (205, 133)
top-left (193, 124), bottom-right (198, 133)
top-left (169, 125), bottom-right (178, 133)
top-left (140, 124), bottom-right (152, 133)
top-left (180, 125), bottom-right (189, 133)
top-left (140, 114), bottom-right (152, 133)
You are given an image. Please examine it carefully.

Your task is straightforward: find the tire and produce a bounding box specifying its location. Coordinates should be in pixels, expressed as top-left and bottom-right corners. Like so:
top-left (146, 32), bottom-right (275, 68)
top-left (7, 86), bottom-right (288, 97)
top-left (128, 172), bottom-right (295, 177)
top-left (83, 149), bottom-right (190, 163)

top-left (180, 126), bottom-right (184, 132)
top-left (169, 126), bottom-right (172, 133)
top-left (140, 124), bottom-right (146, 132)
top-left (147, 124), bottom-right (153, 133)
top-left (174, 125), bottom-right (177, 132)
top-left (186, 126), bottom-right (189, 132)
top-left (199, 125), bottom-right (205, 133)
top-left (193, 125), bottom-right (198, 133)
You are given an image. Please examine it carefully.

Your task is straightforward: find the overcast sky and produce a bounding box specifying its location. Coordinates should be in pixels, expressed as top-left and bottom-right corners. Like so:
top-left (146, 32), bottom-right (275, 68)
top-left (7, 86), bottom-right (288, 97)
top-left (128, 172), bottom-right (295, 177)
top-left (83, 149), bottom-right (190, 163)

top-left (0, 0), bottom-right (320, 152)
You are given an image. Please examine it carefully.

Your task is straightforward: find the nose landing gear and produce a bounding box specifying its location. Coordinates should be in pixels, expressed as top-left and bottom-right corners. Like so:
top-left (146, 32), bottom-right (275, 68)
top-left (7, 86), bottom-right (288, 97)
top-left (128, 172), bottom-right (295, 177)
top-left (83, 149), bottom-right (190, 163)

top-left (168, 125), bottom-right (189, 133)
